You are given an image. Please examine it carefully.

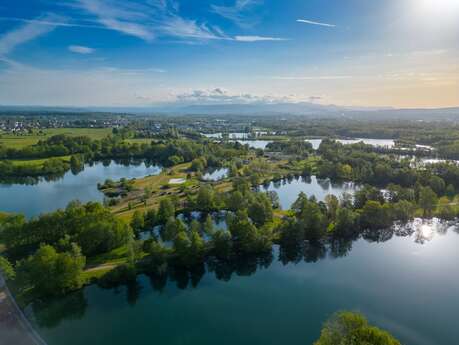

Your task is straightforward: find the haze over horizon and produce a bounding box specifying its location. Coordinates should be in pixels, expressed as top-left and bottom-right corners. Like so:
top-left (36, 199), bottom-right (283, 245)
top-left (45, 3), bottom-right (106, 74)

top-left (0, 0), bottom-right (458, 109)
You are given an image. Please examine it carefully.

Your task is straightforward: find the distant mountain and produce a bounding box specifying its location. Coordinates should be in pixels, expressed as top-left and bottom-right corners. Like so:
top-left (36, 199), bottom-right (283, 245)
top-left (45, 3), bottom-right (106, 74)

top-left (0, 103), bottom-right (458, 121)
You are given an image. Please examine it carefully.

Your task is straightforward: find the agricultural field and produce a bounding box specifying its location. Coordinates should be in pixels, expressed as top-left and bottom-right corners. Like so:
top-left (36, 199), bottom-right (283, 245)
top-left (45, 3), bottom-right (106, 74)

top-left (0, 128), bottom-right (112, 148)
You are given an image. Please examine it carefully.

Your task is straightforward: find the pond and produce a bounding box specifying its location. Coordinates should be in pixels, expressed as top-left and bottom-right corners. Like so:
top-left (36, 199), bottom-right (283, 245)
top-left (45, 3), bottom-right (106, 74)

top-left (0, 161), bottom-right (161, 218)
top-left (27, 219), bottom-right (459, 345)
top-left (202, 133), bottom-right (267, 141)
top-left (259, 176), bottom-right (359, 210)
top-left (234, 140), bottom-right (272, 149)
top-left (305, 138), bottom-right (395, 150)
top-left (202, 168), bottom-right (229, 181)
top-left (202, 133), bottom-right (250, 139)
top-left (140, 211), bottom-right (229, 242)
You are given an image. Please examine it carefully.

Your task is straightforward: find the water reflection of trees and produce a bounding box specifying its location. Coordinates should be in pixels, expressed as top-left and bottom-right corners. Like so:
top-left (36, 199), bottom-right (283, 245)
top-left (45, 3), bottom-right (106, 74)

top-left (0, 159), bottom-right (160, 186)
top-left (32, 218), bottom-right (458, 328)
top-left (31, 290), bottom-right (87, 328)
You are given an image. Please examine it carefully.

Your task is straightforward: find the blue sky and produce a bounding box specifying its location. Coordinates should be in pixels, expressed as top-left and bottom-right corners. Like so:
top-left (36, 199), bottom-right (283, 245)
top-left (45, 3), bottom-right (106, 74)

top-left (0, 0), bottom-right (458, 108)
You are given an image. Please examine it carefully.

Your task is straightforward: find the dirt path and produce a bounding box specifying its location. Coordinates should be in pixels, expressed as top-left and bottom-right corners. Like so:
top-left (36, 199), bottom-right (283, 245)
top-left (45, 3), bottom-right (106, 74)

top-left (0, 276), bottom-right (46, 345)
top-left (84, 263), bottom-right (117, 273)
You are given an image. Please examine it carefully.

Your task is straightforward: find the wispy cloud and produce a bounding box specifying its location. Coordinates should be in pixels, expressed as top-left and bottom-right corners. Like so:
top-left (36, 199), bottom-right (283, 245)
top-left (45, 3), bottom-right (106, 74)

top-left (0, 14), bottom-right (63, 56)
top-left (68, 45), bottom-right (95, 54)
top-left (158, 16), bottom-right (226, 41)
top-left (271, 75), bottom-right (352, 80)
top-left (0, 16), bottom-right (105, 30)
top-left (71, 0), bottom-right (155, 41)
top-left (234, 35), bottom-right (287, 42)
top-left (211, 0), bottom-right (262, 28)
top-left (69, 0), bottom-right (285, 43)
top-left (296, 19), bottom-right (336, 28)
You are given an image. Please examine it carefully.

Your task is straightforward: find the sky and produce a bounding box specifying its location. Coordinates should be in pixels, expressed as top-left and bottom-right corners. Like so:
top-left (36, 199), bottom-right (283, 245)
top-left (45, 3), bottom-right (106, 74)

top-left (0, 0), bottom-right (458, 108)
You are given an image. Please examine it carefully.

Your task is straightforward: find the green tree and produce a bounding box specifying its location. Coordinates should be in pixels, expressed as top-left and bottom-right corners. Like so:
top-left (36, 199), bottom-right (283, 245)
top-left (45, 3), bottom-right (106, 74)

top-left (211, 230), bottom-right (232, 259)
top-left (173, 230), bottom-right (205, 266)
top-left (325, 194), bottom-right (339, 221)
top-left (436, 196), bottom-right (456, 220)
top-left (162, 217), bottom-right (186, 242)
top-left (226, 191), bottom-right (246, 211)
top-left (314, 311), bottom-right (401, 345)
top-left (228, 210), bottom-right (270, 254)
top-left (196, 185), bottom-right (215, 212)
top-left (18, 244), bottom-right (86, 297)
top-left (191, 158), bottom-right (206, 172)
top-left (157, 198), bottom-right (175, 224)
top-left (428, 175), bottom-right (446, 195)
top-left (130, 210), bottom-right (145, 237)
top-left (203, 215), bottom-right (215, 237)
top-left (359, 201), bottom-right (392, 230)
top-left (144, 208), bottom-right (157, 229)
top-left (332, 207), bottom-right (357, 237)
top-left (0, 256), bottom-right (15, 280)
top-left (248, 194), bottom-right (273, 227)
top-left (419, 186), bottom-right (438, 216)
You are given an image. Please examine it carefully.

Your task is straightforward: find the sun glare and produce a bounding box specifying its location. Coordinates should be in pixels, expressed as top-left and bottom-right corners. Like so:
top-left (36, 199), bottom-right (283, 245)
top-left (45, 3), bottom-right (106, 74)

top-left (420, 224), bottom-right (434, 239)
top-left (419, 0), bottom-right (459, 11)
top-left (418, 0), bottom-right (459, 16)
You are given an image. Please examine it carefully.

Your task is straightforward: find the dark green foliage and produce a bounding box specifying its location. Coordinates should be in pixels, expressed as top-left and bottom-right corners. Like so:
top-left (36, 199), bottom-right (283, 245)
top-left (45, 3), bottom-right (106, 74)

top-left (418, 186), bottom-right (438, 216)
top-left (173, 230), bottom-right (205, 267)
top-left (17, 244), bottom-right (86, 297)
top-left (359, 201), bottom-right (393, 230)
top-left (130, 210), bottom-right (145, 237)
top-left (157, 198), bottom-right (175, 224)
top-left (228, 210), bottom-right (272, 255)
top-left (1, 201), bottom-right (132, 257)
top-left (210, 230), bottom-right (233, 259)
top-left (162, 217), bottom-right (186, 242)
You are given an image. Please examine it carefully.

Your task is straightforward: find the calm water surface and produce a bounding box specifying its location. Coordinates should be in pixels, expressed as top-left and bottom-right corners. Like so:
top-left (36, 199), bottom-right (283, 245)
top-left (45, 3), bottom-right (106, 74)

top-left (305, 138), bottom-right (395, 150)
top-left (235, 140), bottom-right (272, 149)
top-left (28, 219), bottom-right (459, 345)
top-left (0, 161), bottom-right (161, 217)
top-left (202, 168), bottom-right (229, 181)
top-left (260, 176), bottom-right (359, 209)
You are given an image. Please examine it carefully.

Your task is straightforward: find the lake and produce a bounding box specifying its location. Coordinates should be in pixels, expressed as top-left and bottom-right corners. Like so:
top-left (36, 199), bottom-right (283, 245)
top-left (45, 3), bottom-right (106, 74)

top-left (27, 218), bottom-right (459, 345)
top-left (259, 176), bottom-right (359, 209)
top-left (0, 161), bottom-right (161, 218)
top-left (305, 138), bottom-right (395, 150)
top-left (202, 168), bottom-right (229, 181)
top-left (234, 140), bottom-right (272, 149)
top-left (140, 211), bottom-right (229, 242)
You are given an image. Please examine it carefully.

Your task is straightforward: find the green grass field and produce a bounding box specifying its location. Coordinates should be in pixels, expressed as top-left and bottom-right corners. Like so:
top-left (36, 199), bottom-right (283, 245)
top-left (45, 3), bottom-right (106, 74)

top-left (9, 156), bottom-right (72, 167)
top-left (123, 138), bottom-right (155, 145)
top-left (0, 128), bottom-right (112, 148)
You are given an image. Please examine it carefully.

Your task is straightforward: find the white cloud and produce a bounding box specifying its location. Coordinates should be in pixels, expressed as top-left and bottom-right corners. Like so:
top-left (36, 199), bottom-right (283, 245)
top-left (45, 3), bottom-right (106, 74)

top-left (175, 88), bottom-right (300, 104)
top-left (234, 35), bottom-right (287, 42)
top-left (0, 16), bottom-right (105, 30)
top-left (211, 0), bottom-right (262, 28)
top-left (158, 16), bottom-right (226, 40)
top-left (70, 0), bottom-right (284, 43)
top-left (68, 45), bottom-right (95, 54)
top-left (0, 14), bottom-right (63, 56)
top-left (297, 19), bottom-right (336, 28)
top-left (71, 0), bottom-right (155, 41)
